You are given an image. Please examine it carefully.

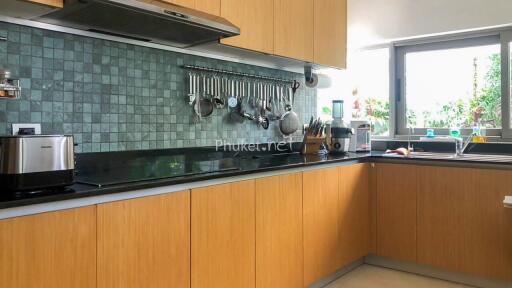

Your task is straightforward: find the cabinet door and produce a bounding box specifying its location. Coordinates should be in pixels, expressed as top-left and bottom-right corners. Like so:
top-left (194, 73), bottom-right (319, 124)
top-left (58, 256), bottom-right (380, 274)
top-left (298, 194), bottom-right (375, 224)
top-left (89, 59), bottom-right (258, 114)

top-left (255, 173), bottom-right (303, 288)
top-left (303, 167), bottom-right (340, 286)
top-left (505, 193), bottom-right (512, 282)
top-left (376, 163), bottom-right (417, 263)
top-left (195, 0), bottom-right (220, 16)
top-left (192, 180), bottom-right (256, 288)
top-left (25, 0), bottom-right (63, 8)
top-left (274, 0), bottom-right (314, 62)
top-left (369, 162), bottom-right (378, 254)
top-left (220, 0), bottom-right (274, 54)
top-left (418, 166), bottom-right (512, 281)
top-left (338, 164), bottom-right (370, 267)
top-left (97, 192), bottom-right (190, 288)
top-left (157, 0), bottom-right (195, 9)
top-left (0, 206), bottom-right (96, 288)
top-left (314, 0), bottom-right (347, 68)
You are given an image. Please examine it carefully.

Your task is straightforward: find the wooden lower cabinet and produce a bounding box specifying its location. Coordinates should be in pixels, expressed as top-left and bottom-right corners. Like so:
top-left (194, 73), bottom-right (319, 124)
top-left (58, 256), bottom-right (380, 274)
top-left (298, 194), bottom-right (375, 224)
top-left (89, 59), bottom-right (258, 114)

top-left (505, 199), bottom-right (512, 282)
top-left (369, 163), bottom-right (378, 253)
top-left (0, 206), bottom-right (96, 288)
top-left (338, 164), bottom-right (370, 266)
top-left (303, 164), bottom-right (371, 286)
top-left (376, 163), bottom-right (417, 263)
top-left (417, 166), bottom-right (512, 282)
top-left (255, 173), bottom-right (303, 288)
top-left (97, 192), bottom-right (190, 288)
top-left (7, 163), bottom-right (511, 287)
top-left (191, 180), bottom-right (256, 288)
top-left (303, 167), bottom-right (340, 286)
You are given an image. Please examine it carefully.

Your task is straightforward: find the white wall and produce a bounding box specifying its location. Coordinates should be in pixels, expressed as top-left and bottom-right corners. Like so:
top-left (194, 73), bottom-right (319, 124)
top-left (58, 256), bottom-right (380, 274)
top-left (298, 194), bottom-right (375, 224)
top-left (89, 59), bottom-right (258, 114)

top-left (348, 0), bottom-right (512, 49)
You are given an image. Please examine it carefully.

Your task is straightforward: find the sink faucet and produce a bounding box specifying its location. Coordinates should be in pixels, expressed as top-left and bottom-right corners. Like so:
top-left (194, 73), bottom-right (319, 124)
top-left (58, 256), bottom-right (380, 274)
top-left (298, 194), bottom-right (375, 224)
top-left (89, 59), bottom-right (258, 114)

top-left (454, 134), bottom-right (473, 156)
top-left (407, 127), bottom-right (414, 152)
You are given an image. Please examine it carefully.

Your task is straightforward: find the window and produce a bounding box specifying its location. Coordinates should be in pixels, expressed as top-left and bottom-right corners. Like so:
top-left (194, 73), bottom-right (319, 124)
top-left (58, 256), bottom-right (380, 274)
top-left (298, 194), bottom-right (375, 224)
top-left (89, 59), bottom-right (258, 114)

top-left (350, 48), bottom-right (391, 136)
top-left (509, 39), bottom-right (512, 134)
top-left (316, 69), bottom-right (348, 122)
top-left (316, 48), bottom-right (391, 138)
top-left (396, 35), bottom-right (506, 136)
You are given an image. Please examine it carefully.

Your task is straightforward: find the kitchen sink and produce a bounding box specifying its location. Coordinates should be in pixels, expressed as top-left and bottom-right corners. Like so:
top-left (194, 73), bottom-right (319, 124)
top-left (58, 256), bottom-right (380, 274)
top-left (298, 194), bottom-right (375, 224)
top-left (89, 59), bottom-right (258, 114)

top-left (383, 151), bottom-right (512, 163)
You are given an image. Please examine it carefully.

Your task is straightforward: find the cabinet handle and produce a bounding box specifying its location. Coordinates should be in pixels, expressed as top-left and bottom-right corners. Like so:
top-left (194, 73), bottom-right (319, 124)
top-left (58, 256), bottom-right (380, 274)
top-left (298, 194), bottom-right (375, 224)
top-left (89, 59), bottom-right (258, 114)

top-left (0, 36), bottom-right (6, 41)
top-left (505, 196), bottom-right (512, 208)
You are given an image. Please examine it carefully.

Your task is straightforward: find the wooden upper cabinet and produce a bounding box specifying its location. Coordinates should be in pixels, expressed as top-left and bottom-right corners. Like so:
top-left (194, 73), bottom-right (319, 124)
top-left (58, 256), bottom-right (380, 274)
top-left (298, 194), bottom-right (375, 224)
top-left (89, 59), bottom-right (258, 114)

top-left (97, 192), bottom-right (190, 288)
top-left (153, 0), bottom-right (220, 15)
top-left (274, 0), bottom-right (314, 62)
top-left (195, 0), bottom-right (220, 16)
top-left (376, 163), bottom-right (417, 263)
top-left (338, 164), bottom-right (370, 267)
top-left (157, 0), bottom-right (195, 9)
top-left (417, 166), bottom-right (512, 282)
top-left (303, 167), bottom-right (340, 286)
top-left (255, 173), bottom-right (303, 288)
top-left (220, 0), bottom-right (274, 54)
top-left (191, 180), bottom-right (256, 288)
top-left (25, 0), bottom-right (63, 8)
top-left (0, 206), bottom-right (96, 288)
top-left (314, 0), bottom-right (347, 68)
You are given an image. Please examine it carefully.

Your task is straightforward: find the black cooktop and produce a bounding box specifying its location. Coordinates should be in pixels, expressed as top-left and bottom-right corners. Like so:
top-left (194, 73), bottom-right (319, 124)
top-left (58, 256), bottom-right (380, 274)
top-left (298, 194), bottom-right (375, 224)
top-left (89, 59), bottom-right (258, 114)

top-left (76, 151), bottom-right (240, 188)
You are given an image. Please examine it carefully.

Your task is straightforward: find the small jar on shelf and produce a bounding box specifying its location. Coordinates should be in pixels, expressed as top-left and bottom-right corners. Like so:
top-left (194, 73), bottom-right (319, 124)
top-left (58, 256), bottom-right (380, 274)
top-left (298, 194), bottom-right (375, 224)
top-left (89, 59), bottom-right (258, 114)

top-left (0, 69), bottom-right (21, 99)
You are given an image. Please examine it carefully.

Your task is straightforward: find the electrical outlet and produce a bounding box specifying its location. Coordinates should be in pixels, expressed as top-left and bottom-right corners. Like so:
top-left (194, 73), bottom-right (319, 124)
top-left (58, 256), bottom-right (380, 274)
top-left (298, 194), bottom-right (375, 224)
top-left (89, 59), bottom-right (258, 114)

top-left (11, 123), bottom-right (41, 135)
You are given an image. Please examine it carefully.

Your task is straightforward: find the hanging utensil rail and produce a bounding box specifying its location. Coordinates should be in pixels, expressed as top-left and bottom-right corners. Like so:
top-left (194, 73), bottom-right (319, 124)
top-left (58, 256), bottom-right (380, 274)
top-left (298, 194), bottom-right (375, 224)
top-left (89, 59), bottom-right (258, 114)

top-left (181, 65), bottom-right (295, 84)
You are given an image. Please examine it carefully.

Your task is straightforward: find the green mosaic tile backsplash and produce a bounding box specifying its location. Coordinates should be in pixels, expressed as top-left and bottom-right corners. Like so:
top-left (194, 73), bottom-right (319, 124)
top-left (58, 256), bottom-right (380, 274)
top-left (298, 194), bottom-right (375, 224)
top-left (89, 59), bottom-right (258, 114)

top-left (0, 22), bottom-right (317, 153)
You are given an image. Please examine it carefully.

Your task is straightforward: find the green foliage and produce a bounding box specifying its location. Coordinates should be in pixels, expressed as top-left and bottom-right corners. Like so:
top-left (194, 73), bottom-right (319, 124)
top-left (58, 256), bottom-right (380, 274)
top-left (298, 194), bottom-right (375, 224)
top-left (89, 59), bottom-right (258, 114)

top-left (425, 98), bottom-right (468, 128)
top-left (421, 53), bottom-right (501, 129)
top-left (322, 106), bottom-right (332, 116)
top-left (471, 54), bottom-right (501, 127)
top-left (364, 98), bottom-right (390, 136)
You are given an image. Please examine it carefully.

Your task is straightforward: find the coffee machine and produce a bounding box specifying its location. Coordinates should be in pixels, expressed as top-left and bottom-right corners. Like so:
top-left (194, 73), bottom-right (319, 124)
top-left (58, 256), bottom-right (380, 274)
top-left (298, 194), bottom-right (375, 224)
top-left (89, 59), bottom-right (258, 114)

top-left (330, 100), bottom-right (353, 153)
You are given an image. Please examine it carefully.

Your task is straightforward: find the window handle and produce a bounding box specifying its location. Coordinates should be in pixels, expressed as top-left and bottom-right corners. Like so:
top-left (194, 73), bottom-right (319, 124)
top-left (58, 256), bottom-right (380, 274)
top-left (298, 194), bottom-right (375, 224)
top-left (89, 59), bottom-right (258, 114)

top-left (396, 78), bottom-right (402, 102)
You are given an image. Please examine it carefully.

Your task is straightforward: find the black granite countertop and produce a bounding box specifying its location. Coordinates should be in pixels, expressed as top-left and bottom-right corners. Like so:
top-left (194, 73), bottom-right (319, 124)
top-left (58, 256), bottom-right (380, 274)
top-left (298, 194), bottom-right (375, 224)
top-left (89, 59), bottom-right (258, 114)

top-left (0, 148), bottom-right (371, 209)
top-left (3, 142), bottom-right (512, 210)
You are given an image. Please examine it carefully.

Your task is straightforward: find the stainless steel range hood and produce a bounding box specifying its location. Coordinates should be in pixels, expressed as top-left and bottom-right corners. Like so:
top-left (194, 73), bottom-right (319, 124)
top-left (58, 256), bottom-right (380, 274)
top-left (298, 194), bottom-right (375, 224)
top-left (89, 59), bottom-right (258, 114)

top-left (36, 0), bottom-right (240, 48)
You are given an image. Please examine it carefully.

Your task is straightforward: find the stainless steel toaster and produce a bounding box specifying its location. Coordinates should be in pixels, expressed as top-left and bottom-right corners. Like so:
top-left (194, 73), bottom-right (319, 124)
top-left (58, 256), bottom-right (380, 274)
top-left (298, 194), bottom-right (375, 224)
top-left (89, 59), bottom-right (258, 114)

top-left (0, 135), bottom-right (75, 191)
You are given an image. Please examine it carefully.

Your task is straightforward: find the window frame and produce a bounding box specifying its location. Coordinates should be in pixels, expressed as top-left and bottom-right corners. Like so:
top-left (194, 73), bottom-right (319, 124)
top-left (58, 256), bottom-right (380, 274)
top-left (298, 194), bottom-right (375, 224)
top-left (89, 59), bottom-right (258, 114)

top-left (392, 29), bottom-right (512, 139)
top-left (500, 31), bottom-right (512, 138)
top-left (394, 33), bottom-right (500, 136)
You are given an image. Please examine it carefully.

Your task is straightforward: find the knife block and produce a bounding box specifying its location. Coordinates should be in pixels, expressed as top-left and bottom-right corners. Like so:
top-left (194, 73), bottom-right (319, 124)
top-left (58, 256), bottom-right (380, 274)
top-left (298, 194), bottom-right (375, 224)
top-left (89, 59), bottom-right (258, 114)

top-left (300, 135), bottom-right (326, 155)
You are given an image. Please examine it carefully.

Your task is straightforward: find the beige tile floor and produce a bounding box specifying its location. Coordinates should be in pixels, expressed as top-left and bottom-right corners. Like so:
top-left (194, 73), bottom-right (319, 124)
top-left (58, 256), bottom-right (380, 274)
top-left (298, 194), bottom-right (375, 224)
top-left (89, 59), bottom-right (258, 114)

top-left (325, 265), bottom-right (475, 288)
